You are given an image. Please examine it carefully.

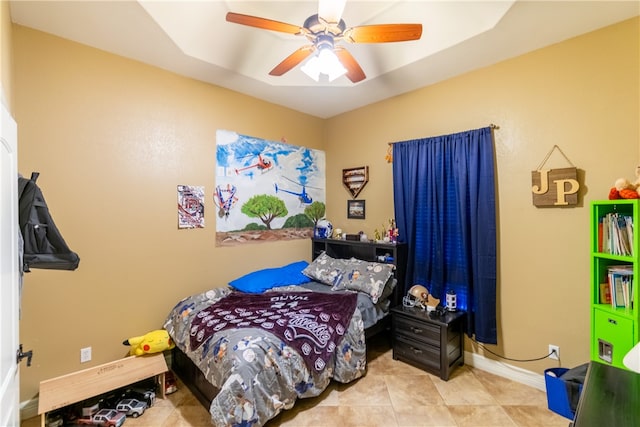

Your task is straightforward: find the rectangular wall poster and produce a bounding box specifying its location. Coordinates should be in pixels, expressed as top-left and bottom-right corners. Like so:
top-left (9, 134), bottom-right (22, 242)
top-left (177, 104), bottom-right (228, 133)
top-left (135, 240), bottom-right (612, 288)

top-left (215, 130), bottom-right (326, 246)
top-left (178, 185), bottom-right (205, 229)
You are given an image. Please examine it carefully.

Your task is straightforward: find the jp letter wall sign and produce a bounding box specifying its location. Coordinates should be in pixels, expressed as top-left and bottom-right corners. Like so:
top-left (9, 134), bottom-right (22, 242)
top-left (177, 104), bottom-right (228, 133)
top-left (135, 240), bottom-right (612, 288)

top-left (531, 167), bottom-right (579, 206)
top-left (531, 145), bottom-right (580, 207)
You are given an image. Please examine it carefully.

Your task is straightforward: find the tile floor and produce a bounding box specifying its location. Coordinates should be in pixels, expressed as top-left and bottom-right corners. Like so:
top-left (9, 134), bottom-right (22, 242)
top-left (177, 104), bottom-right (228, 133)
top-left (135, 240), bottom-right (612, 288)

top-left (23, 336), bottom-right (571, 427)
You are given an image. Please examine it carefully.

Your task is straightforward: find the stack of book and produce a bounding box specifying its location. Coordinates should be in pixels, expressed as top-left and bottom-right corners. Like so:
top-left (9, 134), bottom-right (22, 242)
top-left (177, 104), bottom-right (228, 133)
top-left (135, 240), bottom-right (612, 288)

top-left (600, 265), bottom-right (634, 309)
top-left (599, 213), bottom-right (634, 256)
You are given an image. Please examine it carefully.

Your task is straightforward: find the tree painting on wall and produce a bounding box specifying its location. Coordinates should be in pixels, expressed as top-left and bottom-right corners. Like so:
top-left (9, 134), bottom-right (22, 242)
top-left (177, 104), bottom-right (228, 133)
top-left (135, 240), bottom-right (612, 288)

top-left (215, 130), bottom-right (326, 246)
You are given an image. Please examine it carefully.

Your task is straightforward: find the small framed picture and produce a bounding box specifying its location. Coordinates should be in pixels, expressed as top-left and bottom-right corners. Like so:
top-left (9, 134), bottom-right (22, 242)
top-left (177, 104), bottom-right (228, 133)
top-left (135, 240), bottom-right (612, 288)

top-left (347, 200), bottom-right (366, 219)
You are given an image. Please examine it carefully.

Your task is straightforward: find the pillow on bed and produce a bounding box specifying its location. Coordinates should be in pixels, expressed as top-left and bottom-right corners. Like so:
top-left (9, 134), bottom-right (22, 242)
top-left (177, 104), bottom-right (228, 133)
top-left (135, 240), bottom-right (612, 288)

top-left (229, 260), bottom-right (311, 293)
top-left (302, 252), bottom-right (350, 287)
top-left (331, 258), bottom-right (395, 304)
top-left (379, 277), bottom-right (397, 303)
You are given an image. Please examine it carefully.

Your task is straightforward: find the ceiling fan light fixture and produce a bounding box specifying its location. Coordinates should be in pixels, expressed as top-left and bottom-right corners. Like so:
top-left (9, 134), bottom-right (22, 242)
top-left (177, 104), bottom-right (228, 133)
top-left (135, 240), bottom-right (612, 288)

top-left (227, 2), bottom-right (420, 84)
top-left (300, 56), bottom-right (321, 82)
top-left (301, 46), bottom-right (346, 82)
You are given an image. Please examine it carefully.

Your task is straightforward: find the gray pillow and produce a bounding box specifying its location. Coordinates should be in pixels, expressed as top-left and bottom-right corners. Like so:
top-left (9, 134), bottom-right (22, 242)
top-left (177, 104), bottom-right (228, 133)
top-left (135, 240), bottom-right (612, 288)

top-left (379, 277), bottom-right (397, 303)
top-left (331, 258), bottom-right (394, 304)
top-left (302, 252), bottom-right (350, 287)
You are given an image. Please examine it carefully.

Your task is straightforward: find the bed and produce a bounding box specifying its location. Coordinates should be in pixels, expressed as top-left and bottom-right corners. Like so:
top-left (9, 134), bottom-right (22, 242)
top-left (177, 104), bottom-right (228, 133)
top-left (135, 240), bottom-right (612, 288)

top-left (164, 244), bottom-right (405, 427)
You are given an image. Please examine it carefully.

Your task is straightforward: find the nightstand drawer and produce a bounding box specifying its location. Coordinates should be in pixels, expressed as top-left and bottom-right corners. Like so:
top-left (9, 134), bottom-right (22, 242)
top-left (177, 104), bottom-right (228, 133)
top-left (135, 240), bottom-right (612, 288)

top-left (394, 314), bottom-right (440, 347)
top-left (391, 306), bottom-right (465, 380)
top-left (394, 334), bottom-right (440, 371)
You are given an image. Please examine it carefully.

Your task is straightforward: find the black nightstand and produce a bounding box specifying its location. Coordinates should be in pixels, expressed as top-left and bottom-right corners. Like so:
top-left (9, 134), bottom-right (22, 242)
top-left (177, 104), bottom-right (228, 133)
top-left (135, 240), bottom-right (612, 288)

top-left (391, 305), bottom-right (465, 380)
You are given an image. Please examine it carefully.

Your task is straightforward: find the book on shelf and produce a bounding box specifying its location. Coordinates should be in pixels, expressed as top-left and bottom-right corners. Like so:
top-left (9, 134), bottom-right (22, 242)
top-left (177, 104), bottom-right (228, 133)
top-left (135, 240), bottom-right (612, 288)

top-left (608, 265), bottom-right (634, 309)
top-left (618, 215), bottom-right (633, 255)
top-left (599, 282), bottom-right (611, 304)
top-left (599, 213), bottom-right (634, 256)
top-left (600, 215), bottom-right (607, 253)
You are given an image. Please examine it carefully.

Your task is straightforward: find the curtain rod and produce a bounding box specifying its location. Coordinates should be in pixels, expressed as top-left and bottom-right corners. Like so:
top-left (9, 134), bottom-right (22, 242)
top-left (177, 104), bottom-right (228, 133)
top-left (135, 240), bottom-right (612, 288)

top-left (387, 124), bottom-right (500, 146)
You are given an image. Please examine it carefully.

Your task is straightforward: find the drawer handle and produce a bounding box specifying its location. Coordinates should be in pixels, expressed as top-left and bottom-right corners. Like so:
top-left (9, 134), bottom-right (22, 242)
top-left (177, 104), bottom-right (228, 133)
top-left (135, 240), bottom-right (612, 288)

top-left (608, 318), bottom-right (618, 325)
top-left (410, 326), bottom-right (423, 334)
top-left (410, 347), bottom-right (423, 355)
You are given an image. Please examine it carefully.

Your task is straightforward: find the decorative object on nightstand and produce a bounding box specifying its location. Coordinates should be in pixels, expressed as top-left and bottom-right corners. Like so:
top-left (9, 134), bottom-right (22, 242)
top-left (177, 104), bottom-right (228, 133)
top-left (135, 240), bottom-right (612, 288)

top-left (445, 290), bottom-right (457, 311)
top-left (402, 285), bottom-right (430, 310)
top-left (391, 305), bottom-right (465, 380)
top-left (402, 285), bottom-right (440, 312)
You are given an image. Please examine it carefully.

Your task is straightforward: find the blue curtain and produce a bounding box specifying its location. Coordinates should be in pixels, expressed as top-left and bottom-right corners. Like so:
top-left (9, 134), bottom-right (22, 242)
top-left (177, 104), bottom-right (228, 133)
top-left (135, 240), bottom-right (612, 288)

top-left (392, 126), bottom-right (497, 344)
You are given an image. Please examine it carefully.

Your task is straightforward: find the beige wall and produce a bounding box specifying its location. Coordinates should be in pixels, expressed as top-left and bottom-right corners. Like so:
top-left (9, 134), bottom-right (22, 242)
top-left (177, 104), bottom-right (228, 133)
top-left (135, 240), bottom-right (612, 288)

top-left (13, 17), bottom-right (639, 403)
top-left (325, 17), bottom-right (639, 374)
top-left (13, 25), bottom-right (325, 402)
top-left (1, 0), bottom-right (13, 108)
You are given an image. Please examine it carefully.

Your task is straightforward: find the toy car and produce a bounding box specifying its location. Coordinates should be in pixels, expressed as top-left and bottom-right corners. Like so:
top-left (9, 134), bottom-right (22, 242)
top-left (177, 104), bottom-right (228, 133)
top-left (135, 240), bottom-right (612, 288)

top-left (121, 387), bottom-right (156, 407)
top-left (77, 408), bottom-right (126, 427)
top-left (115, 398), bottom-right (147, 418)
top-left (45, 412), bottom-right (63, 427)
top-left (164, 371), bottom-right (178, 394)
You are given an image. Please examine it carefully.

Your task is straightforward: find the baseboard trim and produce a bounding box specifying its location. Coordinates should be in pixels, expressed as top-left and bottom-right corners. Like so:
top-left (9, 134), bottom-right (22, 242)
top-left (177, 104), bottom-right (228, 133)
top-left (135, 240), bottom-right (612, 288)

top-left (20, 398), bottom-right (38, 421)
top-left (465, 350), bottom-right (546, 391)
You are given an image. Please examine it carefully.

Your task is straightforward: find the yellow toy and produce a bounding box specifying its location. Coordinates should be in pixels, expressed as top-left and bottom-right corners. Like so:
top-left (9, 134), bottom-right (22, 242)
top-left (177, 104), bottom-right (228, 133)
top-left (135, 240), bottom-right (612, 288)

top-left (123, 329), bottom-right (175, 356)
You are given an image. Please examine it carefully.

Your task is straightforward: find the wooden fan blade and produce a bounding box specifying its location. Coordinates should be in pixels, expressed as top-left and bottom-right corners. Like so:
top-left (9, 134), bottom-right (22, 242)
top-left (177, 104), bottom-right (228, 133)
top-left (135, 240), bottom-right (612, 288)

top-left (334, 47), bottom-right (366, 83)
top-left (226, 12), bottom-right (303, 35)
top-left (344, 24), bottom-right (423, 43)
top-left (269, 46), bottom-right (316, 76)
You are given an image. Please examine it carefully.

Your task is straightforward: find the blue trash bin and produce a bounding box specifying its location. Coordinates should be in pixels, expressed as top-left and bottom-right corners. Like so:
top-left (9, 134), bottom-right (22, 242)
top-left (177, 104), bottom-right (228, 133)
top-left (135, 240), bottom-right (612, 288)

top-left (544, 367), bottom-right (582, 420)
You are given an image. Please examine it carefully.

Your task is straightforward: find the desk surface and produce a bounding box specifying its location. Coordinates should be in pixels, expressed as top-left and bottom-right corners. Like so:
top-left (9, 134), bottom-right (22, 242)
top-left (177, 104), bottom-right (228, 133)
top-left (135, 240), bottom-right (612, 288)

top-left (572, 361), bottom-right (640, 427)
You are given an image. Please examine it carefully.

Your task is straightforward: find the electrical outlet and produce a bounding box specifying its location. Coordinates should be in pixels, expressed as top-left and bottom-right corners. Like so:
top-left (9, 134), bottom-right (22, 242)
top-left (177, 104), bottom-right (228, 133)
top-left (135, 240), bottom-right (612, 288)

top-left (549, 344), bottom-right (560, 360)
top-left (80, 346), bottom-right (92, 363)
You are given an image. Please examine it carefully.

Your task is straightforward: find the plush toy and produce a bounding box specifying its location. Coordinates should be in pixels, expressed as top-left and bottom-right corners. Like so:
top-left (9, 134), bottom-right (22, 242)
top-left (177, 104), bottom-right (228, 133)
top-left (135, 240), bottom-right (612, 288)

top-left (609, 167), bottom-right (640, 200)
top-left (123, 329), bottom-right (175, 356)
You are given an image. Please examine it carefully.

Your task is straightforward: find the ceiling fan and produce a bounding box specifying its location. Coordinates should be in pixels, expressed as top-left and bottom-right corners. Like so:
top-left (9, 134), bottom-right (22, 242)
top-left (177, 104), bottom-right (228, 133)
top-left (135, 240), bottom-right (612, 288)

top-left (225, 0), bottom-right (423, 83)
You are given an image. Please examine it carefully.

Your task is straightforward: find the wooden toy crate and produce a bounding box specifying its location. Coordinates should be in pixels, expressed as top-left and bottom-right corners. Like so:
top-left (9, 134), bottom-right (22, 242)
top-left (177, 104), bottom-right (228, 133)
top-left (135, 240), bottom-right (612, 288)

top-left (38, 353), bottom-right (168, 426)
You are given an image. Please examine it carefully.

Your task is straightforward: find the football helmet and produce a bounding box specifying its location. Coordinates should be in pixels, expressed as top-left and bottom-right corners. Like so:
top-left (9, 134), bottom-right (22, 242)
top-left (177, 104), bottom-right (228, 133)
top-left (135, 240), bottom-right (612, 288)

top-left (314, 219), bottom-right (334, 239)
top-left (403, 284), bottom-right (430, 310)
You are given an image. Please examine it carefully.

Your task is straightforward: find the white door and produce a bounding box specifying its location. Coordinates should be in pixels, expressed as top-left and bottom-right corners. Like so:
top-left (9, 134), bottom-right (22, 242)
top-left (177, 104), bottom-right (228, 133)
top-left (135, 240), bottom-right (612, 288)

top-left (0, 100), bottom-right (20, 426)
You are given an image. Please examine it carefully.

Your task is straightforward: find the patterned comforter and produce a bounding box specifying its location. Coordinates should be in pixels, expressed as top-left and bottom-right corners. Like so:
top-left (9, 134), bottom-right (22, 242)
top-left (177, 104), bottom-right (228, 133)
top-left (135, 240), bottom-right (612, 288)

top-left (164, 287), bottom-right (367, 427)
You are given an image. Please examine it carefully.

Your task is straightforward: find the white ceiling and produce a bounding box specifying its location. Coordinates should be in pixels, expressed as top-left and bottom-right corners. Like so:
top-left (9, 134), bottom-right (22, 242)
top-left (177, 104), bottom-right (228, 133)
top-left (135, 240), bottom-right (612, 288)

top-left (9, 1), bottom-right (640, 118)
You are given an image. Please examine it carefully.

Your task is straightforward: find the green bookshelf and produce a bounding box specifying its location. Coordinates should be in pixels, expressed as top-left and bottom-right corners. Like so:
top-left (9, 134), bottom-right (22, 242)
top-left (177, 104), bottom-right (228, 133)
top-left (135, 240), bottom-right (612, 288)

top-left (590, 200), bottom-right (639, 369)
